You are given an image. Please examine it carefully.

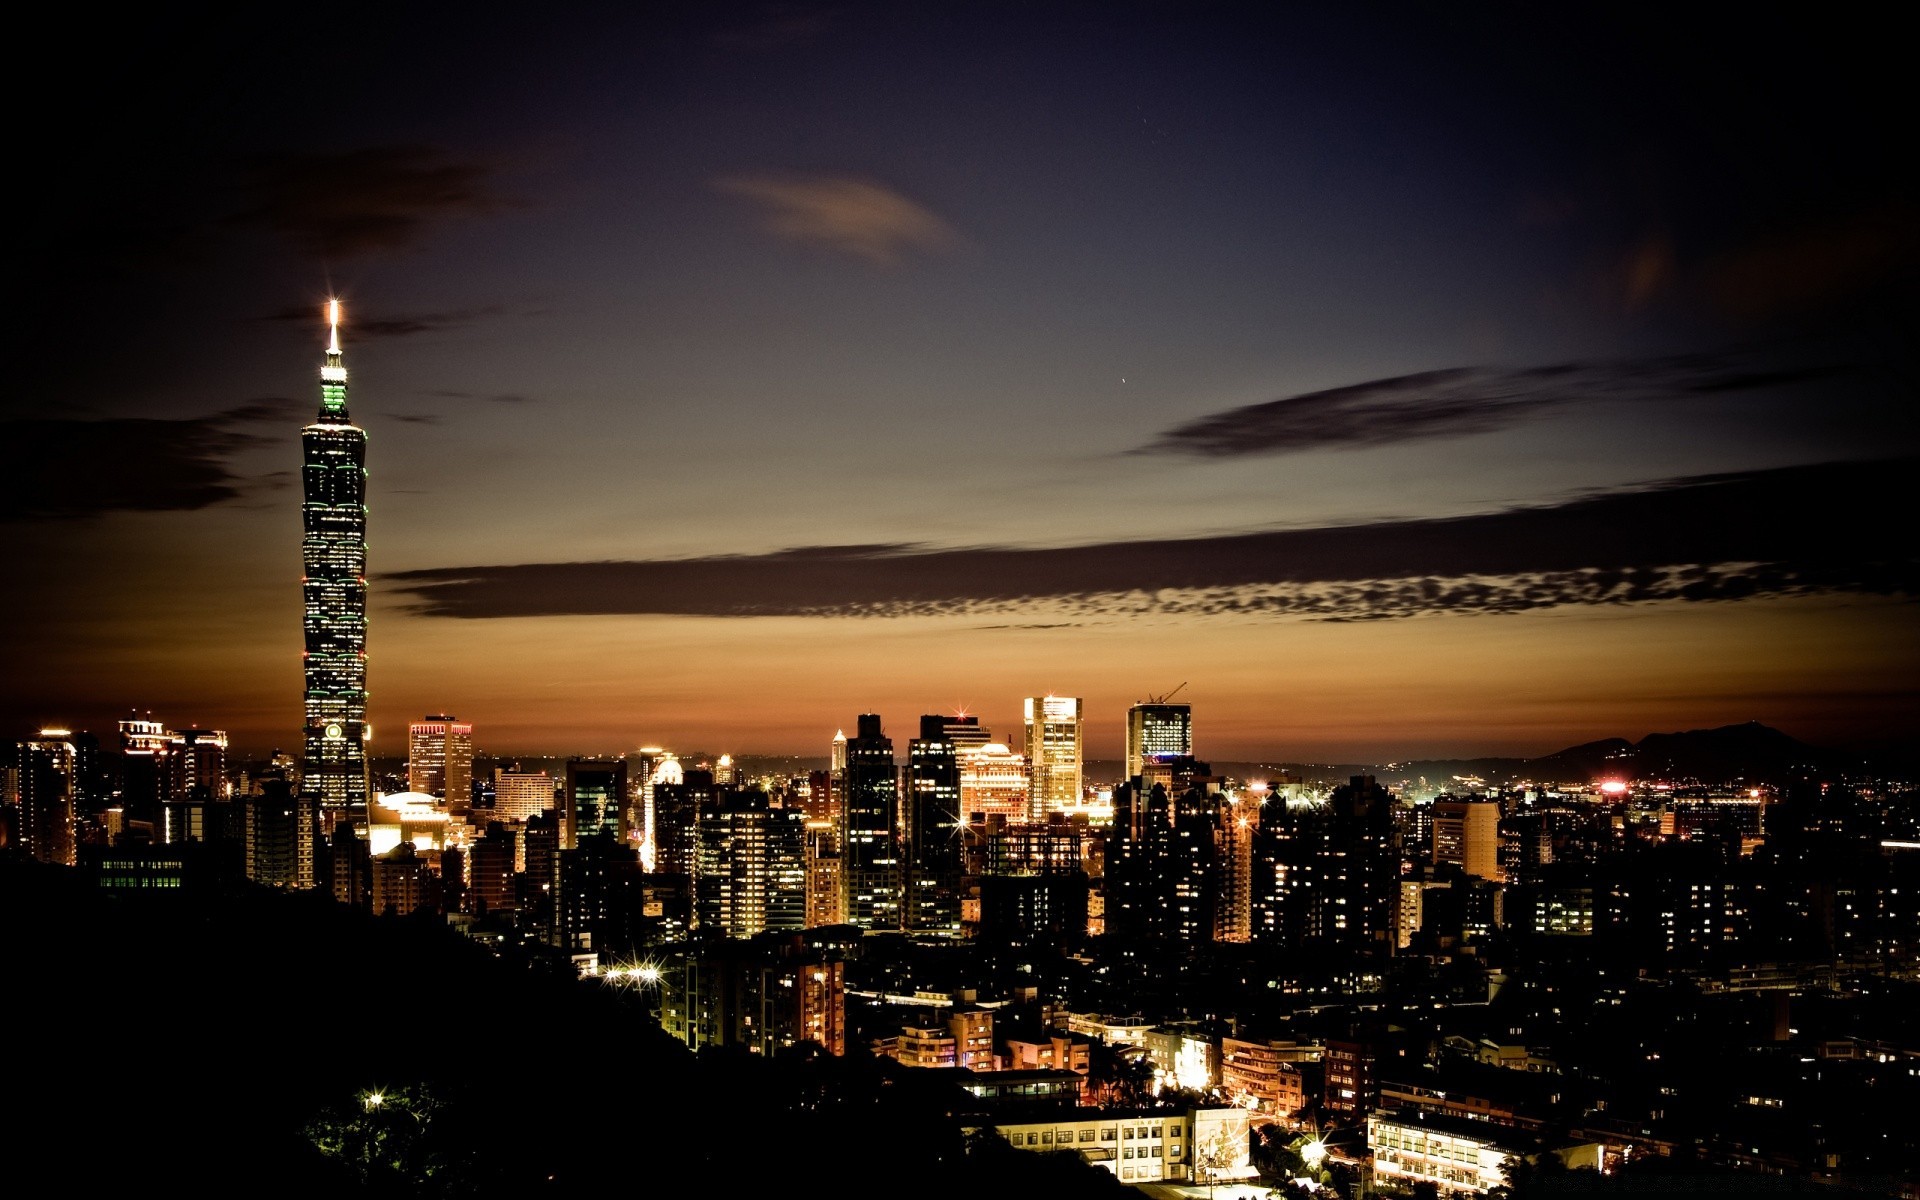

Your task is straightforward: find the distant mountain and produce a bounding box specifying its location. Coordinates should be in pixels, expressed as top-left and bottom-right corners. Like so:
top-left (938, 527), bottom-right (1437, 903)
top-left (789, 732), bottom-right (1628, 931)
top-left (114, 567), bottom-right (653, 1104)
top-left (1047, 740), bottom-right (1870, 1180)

top-left (1528, 720), bottom-right (1865, 784)
top-left (1360, 721), bottom-right (1874, 790)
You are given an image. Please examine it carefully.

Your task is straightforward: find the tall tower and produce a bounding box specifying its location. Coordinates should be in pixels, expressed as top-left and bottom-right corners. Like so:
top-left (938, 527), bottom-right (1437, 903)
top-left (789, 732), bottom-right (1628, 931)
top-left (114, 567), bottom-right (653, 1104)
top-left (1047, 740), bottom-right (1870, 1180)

top-left (1023, 695), bottom-right (1083, 820)
top-left (302, 299), bottom-right (371, 836)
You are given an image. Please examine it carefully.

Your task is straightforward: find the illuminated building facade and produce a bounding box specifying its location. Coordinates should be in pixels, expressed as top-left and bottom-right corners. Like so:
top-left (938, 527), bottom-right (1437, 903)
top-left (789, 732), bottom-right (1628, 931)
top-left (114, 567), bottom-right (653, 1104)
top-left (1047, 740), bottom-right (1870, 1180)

top-left (905, 714), bottom-right (964, 936)
top-left (301, 300), bottom-right (371, 834)
top-left (1126, 701), bottom-right (1192, 782)
top-left (18, 730), bottom-right (78, 866)
top-left (163, 727), bottom-right (227, 845)
top-left (694, 790), bottom-right (807, 937)
top-left (629, 747), bottom-right (681, 867)
top-left (659, 933), bottom-right (847, 1057)
top-left (407, 715), bottom-right (473, 804)
top-left (493, 766), bottom-right (555, 823)
top-left (118, 715), bottom-right (170, 839)
top-left (1024, 695), bottom-right (1083, 820)
top-left (1433, 797), bottom-right (1504, 882)
top-left (841, 714), bottom-right (901, 930)
top-left (960, 742), bottom-right (1029, 827)
top-left (804, 820), bottom-right (844, 927)
top-left (562, 757), bottom-right (626, 850)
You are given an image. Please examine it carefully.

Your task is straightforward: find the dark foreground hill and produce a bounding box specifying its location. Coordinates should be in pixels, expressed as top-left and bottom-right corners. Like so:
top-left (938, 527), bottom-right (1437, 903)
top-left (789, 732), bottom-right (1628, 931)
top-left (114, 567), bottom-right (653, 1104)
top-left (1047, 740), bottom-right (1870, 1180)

top-left (0, 860), bottom-right (1127, 1199)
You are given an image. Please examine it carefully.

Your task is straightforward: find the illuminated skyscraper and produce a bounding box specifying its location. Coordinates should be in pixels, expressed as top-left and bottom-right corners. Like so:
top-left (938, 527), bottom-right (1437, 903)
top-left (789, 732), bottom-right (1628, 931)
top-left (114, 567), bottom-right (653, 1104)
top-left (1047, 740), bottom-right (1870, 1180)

top-left (562, 757), bottom-right (627, 850)
top-left (1126, 699), bottom-right (1193, 782)
top-left (301, 299), bottom-right (371, 835)
top-left (408, 715), bottom-right (473, 803)
top-left (17, 730), bottom-right (78, 866)
top-left (841, 714), bottom-right (901, 930)
top-left (959, 742), bottom-right (1029, 827)
top-left (1023, 695), bottom-right (1083, 820)
top-left (905, 715), bottom-right (964, 936)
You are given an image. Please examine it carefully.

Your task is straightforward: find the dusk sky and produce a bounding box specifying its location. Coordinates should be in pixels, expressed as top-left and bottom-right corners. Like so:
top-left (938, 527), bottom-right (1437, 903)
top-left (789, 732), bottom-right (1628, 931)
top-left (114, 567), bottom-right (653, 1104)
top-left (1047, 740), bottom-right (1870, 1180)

top-left (8, 2), bottom-right (1916, 765)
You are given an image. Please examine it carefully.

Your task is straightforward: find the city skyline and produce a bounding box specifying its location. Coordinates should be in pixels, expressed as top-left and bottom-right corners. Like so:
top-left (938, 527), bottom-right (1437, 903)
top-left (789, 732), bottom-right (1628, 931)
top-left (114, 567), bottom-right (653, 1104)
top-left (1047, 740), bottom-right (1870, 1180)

top-left (6, 4), bottom-right (1915, 765)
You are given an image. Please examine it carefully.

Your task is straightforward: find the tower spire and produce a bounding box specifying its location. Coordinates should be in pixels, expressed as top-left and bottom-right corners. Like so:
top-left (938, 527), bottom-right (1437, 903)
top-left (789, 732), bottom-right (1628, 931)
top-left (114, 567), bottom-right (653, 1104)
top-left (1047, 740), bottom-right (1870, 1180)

top-left (318, 297), bottom-right (349, 419)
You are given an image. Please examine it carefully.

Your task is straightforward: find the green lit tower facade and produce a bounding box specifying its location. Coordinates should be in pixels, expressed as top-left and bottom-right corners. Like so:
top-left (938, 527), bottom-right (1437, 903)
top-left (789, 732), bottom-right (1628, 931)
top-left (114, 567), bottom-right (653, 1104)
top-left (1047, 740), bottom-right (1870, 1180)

top-left (302, 300), bottom-right (371, 834)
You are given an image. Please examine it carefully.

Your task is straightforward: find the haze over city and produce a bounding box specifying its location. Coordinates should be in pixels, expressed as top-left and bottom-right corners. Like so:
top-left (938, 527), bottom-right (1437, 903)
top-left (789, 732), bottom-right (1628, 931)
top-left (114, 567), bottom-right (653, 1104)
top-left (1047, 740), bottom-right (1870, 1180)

top-left (7, 2), bottom-right (1915, 765)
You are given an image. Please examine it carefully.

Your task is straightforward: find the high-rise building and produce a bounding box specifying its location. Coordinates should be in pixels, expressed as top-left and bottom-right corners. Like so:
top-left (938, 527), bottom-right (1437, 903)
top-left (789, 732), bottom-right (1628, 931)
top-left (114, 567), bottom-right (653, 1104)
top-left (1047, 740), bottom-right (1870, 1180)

top-left (163, 727), bottom-right (228, 845)
top-left (301, 300), bottom-right (371, 836)
top-left (652, 766), bottom-right (715, 879)
top-left (959, 742), bottom-right (1029, 829)
top-left (118, 714), bottom-right (170, 841)
top-left (694, 789), bottom-right (808, 938)
top-left (905, 715), bottom-right (964, 937)
top-left (841, 714), bottom-right (901, 931)
top-left (943, 714), bottom-right (989, 753)
top-left (17, 730), bottom-right (78, 866)
top-left (1126, 700), bottom-right (1193, 782)
top-left (493, 766), bottom-right (556, 823)
top-left (629, 747), bottom-right (681, 867)
top-left (1024, 695), bottom-right (1083, 820)
top-left (407, 715), bottom-right (473, 804)
top-left (562, 757), bottom-right (627, 850)
top-left (1432, 797), bottom-right (1504, 882)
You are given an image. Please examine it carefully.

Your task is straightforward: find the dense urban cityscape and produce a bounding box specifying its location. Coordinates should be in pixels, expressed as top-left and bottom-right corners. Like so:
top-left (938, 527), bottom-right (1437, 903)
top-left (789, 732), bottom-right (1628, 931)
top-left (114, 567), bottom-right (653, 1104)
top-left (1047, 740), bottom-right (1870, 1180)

top-left (7, 305), bottom-right (1918, 1197)
top-left (9, 6), bottom-right (1915, 1198)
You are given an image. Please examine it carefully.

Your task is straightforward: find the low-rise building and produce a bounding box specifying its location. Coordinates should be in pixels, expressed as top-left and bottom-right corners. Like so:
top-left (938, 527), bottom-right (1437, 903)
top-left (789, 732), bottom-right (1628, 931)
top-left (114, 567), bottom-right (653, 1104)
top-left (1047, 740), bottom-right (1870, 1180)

top-left (974, 1104), bottom-right (1253, 1187)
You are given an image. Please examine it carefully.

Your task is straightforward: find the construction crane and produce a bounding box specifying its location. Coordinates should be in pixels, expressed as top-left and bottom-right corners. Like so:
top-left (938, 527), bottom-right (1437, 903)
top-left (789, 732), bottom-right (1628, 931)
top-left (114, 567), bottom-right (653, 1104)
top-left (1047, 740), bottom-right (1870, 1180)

top-left (1142, 681), bottom-right (1188, 704)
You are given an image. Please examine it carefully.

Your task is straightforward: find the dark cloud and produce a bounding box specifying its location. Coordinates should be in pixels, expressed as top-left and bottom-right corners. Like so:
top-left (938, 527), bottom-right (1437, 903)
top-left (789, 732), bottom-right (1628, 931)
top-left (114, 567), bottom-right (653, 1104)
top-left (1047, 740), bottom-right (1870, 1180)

top-left (1135, 352), bottom-right (1857, 458)
top-left (228, 145), bottom-right (509, 258)
top-left (1, 402), bottom-right (297, 520)
top-left (383, 414), bottom-right (442, 425)
top-left (384, 458), bottom-right (1918, 621)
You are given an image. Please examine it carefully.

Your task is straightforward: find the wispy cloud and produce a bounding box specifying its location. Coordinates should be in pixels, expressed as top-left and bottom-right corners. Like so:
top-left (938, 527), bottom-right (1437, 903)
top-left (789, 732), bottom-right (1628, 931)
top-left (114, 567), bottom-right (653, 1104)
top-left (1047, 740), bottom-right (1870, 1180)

top-left (1, 401), bottom-right (297, 520)
top-left (1135, 352), bottom-right (1853, 458)
top-left (228, 145), bottom-right (509, 258)
top-left (384, 458), bottom-right (1918, 621)
top-left (714, 171), bottom-right (959, 266)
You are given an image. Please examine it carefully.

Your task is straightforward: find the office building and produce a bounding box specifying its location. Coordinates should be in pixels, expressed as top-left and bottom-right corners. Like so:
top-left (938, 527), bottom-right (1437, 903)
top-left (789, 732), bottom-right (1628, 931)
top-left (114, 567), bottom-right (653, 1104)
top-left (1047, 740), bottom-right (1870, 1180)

top-left (1024, 695), bottom-right (1082, 820)
top-left (840, 714), bottom-right (901, 931)
top-left (17, 730), bottom-right (78, 866)
top-left (694, 789), bottom-right (808, 938)
top-left (960, 741), bottom-right (1029, 829)
top-left (905, 715), bottom-right (964, 936)
top-left (163, 727), bottom-right (228, 845)
top-left (118, 714), bottom-right (170, 841)
top-left (301, 300), bottom-right (372, 834)
top-left (407, 715), bottom-right (473, 804)
top-left (562, 757), bottom-right (626, 850)
top-left (1126, 700), bottom-right (1192, 782)
top-left (1433, 797), bottom-right (1504, 882)
top-left (493, 766), bottom-right (555, 823)
top-left (652, 766), bottom-right (715, 878)
top-left (629, 746), bottom-right (681, 867)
